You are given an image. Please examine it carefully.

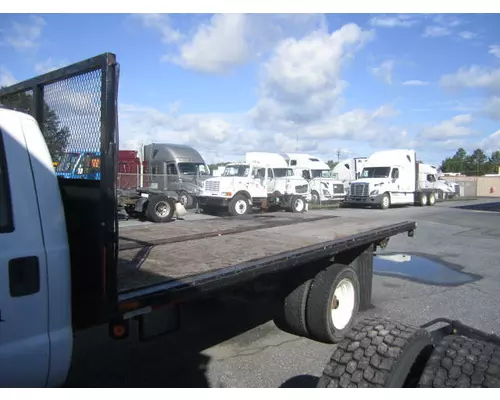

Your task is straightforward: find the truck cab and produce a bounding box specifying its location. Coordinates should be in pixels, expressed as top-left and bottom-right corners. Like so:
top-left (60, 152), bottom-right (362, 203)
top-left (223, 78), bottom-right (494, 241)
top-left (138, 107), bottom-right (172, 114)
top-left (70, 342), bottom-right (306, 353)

top-left (346, 149), bottom-right (418, 209)
top-left (0, 107), bottom-right (73, 388)
top-left (143, 143), bottom-right (212, 208)
top-left (55, 151), bottom-right (101, 180)
top-left (284, 153), bottom-right (346, 204)
top-left (198, 159), bottom-right (310, 216)
top-left (332, 157), bottom-right (368, 192)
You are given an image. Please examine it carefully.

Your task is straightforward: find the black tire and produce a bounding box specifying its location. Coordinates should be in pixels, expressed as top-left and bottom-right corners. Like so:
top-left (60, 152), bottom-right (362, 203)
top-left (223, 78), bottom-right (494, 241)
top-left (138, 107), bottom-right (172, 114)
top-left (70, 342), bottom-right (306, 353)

top-left (419, 193), bottom-right (428, 206)
top-left (418, 335), bottom-right (500, 388)
top-left (306, 265), bottom-right (360, 344)
top-left (317, 317), bottom-right (434, 388)
top-left (228, 194), bottom-right (251, 216)
top-left (274, 280), bottom-right (313, 338)
top-left (178, 190), bottom-right (194, 209)
top-left (311, 191), bottom-right (320, 205)
top-left (145, 194), bottom-right (176, 223)
top-left (380, 193), bottom-right (390, 210)
top-left (290, 195), bottom-right (306, 213)
top-left (427, 192), bottom-right (436, 206)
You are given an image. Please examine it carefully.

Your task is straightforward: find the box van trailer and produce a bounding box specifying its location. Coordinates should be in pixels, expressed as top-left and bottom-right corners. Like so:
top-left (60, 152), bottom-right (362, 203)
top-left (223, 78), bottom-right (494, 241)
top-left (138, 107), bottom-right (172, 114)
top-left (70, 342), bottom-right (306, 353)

top-left (345, 150), bottom-right (440, 209)
top-left (1, 53), bottom-right (498, 389)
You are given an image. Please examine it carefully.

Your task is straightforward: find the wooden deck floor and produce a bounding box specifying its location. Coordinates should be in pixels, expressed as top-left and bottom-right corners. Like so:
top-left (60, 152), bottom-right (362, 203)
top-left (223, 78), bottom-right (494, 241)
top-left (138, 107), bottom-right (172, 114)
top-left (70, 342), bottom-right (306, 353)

top-left (118, 213), bottom-right (405, 293)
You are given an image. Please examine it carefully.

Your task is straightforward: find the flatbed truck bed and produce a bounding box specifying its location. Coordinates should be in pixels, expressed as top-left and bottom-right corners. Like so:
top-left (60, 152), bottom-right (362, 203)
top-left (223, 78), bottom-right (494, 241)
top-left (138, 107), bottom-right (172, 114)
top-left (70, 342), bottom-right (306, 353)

top-left (117, 213), bottom-right (416, 305)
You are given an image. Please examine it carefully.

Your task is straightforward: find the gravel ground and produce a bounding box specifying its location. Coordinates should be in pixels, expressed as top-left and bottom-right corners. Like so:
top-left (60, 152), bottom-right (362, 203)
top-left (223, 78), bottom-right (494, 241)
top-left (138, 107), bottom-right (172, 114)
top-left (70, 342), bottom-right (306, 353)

top-left (65, 198), bottom-right (500, 388)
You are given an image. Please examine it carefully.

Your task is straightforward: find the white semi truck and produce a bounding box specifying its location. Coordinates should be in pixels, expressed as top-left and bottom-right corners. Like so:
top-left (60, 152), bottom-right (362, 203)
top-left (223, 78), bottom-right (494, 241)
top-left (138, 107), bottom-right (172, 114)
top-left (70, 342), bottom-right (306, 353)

top-left (283, 153), bottom-right (346, 204)
top-left (332, 157), bottom-right (368, 191)
top-left (2, 53), bottom-right (498, 389)
top-left (198, 152), bottom-right (312, 216)
top-left (345, 150), bottom-right (440, 209)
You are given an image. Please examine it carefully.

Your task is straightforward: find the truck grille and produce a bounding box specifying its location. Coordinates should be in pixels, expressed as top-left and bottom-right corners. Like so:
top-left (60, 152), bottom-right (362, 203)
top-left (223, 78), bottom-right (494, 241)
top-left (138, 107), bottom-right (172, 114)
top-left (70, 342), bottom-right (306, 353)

top-left (204, 180), bottom-right (220, 192)
top-left (350, 183), bottom-right (368, 197)
top-left (332, 184), bottom-right (345, 194)
top-left (295, 184), bottom-right (309, 194)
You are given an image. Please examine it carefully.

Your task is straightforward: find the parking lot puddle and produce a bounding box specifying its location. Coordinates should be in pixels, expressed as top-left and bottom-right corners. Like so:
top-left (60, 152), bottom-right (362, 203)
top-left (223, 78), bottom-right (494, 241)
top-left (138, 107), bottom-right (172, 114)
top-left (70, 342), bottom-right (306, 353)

top-left (373, 253), bottom-right (482, 286)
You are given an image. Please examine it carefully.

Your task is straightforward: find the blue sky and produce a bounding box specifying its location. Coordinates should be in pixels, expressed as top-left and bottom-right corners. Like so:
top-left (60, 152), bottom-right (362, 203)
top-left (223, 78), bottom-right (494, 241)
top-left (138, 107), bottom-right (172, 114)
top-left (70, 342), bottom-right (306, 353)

top-left (1, 13), bottom-right (499, 165)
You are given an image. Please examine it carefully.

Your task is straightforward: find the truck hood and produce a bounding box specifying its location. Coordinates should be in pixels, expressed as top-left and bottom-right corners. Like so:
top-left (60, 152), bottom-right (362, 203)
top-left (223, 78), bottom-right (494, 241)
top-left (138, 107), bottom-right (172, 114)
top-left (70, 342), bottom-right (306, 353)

top-left (352, 178), bottom-right (390, 188)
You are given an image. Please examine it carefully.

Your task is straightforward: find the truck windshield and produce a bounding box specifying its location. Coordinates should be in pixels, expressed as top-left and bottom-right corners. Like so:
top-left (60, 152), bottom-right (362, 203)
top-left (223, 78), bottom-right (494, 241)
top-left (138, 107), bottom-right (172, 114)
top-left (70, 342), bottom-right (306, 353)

top-left (273, 168), bottom-right (294, 178)
top-left (75, 153), bottom-right (100, 175)
top-left (55, 152), bottom-right (80, 173)
top-left (361, 167), bottom-right (391, 178)
top-left (177, 162), bottom-right (210, 176)
top-left (311, 169), bottom-right (332, 178)
top-left (223, 165), bottom-right (250, 177)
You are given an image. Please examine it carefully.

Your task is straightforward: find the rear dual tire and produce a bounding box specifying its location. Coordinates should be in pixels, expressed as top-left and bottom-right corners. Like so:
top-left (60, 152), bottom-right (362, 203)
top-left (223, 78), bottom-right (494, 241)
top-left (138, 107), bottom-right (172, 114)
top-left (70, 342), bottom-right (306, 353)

top-left (274, 264), bottom-right (360, 344)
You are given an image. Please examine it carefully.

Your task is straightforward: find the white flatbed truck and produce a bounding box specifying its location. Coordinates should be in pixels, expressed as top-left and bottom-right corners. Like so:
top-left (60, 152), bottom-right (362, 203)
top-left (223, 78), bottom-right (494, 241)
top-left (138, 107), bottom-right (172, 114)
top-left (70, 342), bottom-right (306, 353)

top-left (1, 53), bottom-right (499, 389)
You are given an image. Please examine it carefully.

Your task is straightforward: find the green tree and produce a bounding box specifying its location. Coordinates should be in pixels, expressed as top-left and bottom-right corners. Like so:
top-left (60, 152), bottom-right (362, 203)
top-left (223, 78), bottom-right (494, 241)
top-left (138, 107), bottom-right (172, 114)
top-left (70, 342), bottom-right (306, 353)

top-left (327, 160), bottom-right (338, 169)
top-left (0, 88), bottom-right (70, 160)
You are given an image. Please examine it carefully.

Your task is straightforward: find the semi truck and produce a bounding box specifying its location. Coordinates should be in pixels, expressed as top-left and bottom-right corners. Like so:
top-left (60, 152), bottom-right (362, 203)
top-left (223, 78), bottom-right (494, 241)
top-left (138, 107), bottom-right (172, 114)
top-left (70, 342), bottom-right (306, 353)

top-left (1, 53), bottom-right (499, 389)
top-left (344, 150), bottom-right (441, 209)
top-left (142, 142), bottom-right (212, 209)
top-left (283, 153), bottom-right (346, 204)
top-left (332, 157), bottom-right (368, 191)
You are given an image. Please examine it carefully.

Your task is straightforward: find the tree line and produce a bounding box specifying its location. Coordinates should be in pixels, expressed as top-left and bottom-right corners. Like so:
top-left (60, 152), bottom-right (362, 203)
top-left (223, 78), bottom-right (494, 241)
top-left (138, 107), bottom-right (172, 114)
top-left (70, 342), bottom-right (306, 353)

top-left (0, 87), bottom-right (70, 160)
top-left (440, 148), bottom-right (500, 176)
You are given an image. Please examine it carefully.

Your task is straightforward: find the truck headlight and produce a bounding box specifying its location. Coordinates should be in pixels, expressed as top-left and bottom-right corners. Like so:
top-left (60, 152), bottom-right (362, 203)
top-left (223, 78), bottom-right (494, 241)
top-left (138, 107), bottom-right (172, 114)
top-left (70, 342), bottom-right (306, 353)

top-left (370, 189), bottom-right (379, 196)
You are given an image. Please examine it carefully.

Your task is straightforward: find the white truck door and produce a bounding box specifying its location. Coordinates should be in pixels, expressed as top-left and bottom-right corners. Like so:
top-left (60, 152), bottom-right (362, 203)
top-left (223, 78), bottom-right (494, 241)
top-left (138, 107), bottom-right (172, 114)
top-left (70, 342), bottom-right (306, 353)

top-left (266, 168), bottom-right (275, 193)
top-left (0, 120), bottom-right (50, 387)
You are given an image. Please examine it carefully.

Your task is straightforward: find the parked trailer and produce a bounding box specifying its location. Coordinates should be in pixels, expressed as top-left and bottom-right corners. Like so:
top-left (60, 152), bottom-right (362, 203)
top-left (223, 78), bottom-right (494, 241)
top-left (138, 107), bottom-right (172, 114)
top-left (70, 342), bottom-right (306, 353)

top-left (1, 53), bottom-right (499, 388)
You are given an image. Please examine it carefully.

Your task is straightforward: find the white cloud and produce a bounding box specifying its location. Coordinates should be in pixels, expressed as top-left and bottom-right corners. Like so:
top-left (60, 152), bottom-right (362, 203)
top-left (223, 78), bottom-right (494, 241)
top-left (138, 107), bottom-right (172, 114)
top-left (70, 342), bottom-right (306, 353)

top-left (458, 31), bottom-right (477, 40)
top-left (165, 14), bottom-right (249, 74)
top-left (372, 60), bottom-right (395, 85)
top-left (480, 130), bottom-right (500, 151)
top-left (489, 45), bottom-right (500, 59)
top-left (0, 15), bottom-right (45, 51)
top-left (118, 103), bottom-right (266, 163)
top-left (440, 66), bottom-right (500, 93)
top-left (34, 58), bottom-right (68, 74)
top-left (368, 14), bottom-right (420, 28)
top-left (0, 66), bottom-right (17, 87)
top-left (139, 13), bottom-right (327, 74)
top-left (134, 14), bottom-right (182, 44)
top-left (402, 80), bottom-right (429, 86)
top-left (250, 23), bottom-right (374, 129)
top-left (483, 96), bottom-right (500, 120)
top-left (419, 114), bottom-right (475, 140)
top-left (423, 26), bottom-right (452, 37)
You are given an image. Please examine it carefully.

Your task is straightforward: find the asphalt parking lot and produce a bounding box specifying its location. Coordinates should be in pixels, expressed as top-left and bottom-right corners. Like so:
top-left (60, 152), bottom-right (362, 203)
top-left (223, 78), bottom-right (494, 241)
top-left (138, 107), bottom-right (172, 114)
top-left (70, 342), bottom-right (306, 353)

top-left (66, 198), bottom-right (500, 388)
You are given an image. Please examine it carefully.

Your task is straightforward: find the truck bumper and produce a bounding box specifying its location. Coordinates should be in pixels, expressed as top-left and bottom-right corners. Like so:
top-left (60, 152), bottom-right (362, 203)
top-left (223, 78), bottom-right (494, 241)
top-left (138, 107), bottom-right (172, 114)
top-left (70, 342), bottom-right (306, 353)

top-left (345, 193), bottom-right (383, 205)
top-left (198, 196), bottom-right (230, 208)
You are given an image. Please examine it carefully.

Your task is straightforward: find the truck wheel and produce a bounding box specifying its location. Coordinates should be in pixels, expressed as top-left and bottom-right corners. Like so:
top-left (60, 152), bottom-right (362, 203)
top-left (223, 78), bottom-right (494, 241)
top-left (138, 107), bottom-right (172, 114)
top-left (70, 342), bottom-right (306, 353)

top-left (145, 194), bottom-right (176, 223)
top-left (291, 196), bottom-right (306, 213)
top-left (317, 317), bottom-right (434, 388)
top-left (311, 191), bottom-right (320, 205)
top-left (306, 265), bottom-right (360, 343)
top-left (419, 193), bottom-right (428, 206)
top-left (380, 194), bottom-right (390, 210)
top-left (179, 191), bottom-right (194, 209)
top-left (418, 335), bottom-right (500, 388)
top-left (427, 192), bottom-right (436, 206)
top-left (273, 280), bottom-right (312, 338)
top-left (228, 194), bottom-right (251, 216)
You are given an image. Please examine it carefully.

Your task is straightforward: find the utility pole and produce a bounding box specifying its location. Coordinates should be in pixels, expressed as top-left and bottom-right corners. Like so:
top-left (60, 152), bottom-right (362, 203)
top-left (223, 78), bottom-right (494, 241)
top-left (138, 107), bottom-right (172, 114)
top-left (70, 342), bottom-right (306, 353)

top-left (336, 149), bottom-right (341, 163)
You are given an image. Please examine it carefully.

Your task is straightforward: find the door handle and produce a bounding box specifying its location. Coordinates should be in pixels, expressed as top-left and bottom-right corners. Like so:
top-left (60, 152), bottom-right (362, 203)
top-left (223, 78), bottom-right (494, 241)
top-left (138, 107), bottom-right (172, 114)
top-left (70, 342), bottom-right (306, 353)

top-left (9, 256), bottom-right (40, 297)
